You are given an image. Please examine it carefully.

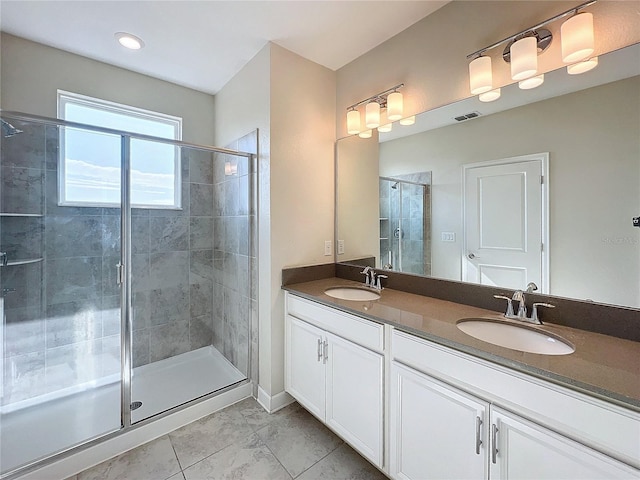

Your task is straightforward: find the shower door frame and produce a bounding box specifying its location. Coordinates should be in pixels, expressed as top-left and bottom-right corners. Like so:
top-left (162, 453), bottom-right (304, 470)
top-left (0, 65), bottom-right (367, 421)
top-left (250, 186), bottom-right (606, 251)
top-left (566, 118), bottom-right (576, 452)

top-left (0, 111), bottom-right (255, 479)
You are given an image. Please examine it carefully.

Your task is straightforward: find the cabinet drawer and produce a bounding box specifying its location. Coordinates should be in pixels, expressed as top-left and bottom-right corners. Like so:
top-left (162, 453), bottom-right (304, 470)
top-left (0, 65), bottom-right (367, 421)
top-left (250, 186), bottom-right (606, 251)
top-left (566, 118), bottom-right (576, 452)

top-left (287, 294), bottom-right (384, 352)
top-left (392, 329), bottom-right (640, 469)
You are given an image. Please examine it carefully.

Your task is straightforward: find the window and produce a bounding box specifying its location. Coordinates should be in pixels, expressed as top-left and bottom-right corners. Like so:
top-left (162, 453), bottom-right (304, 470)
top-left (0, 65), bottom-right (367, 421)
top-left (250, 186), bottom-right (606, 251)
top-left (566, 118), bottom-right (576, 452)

top-left (57, 90), bottom-right (182, 208)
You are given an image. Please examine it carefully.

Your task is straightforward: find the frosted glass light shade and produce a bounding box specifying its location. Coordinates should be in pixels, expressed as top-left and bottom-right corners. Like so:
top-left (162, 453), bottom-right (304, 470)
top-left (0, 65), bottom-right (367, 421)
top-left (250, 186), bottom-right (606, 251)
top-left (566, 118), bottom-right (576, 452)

top-left (519, 74), bottom-right (544, 90)
top-left (378, 123), bottom-right (392, 133)
top-left (479, 88), bottom-right (501, 102)
top-left (358, 129), bottom-right (373, 139)
top-left (469, 56), bottom-right (493, 95)
top-left (510, 36), bottom-right (538, 81)
top-left (387, 92), bottom-right (403, 121)
top-left (561, 12), bottom-right (594, 63)
top-left (365, 101), bottom-right (381, 128)
top-left (567, 56), bottom-right (598, 75)
top-left (399, 116), bottom-right (415, 126)
top-left (347, 109), bottom-right (361, 135)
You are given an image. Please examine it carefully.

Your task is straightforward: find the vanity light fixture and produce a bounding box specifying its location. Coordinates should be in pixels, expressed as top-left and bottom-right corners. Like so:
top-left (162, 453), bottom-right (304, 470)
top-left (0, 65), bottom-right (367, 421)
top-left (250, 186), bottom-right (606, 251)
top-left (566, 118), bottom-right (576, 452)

top-left (479, 88), bottom-right (501, 102)
top-left (115, 32), bottom-right (145, 50)
top-left (346, 84), bottom-right (404, 136)
top-left (378, 123), bottom-right (392, 133)
top-left (519, 73), bottom-right (545, 90)
top-left (567, 56), bottom-right (598, 74)
top-left (399, 115), bottom-right (415, 126)
top-left (466, 1), bottom-right (597, 98)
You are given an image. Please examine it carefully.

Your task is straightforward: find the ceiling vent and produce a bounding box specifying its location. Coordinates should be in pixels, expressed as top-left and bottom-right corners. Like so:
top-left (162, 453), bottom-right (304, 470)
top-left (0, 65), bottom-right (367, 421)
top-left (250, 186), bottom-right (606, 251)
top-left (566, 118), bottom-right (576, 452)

top-left (454, 111), bottom-right (482, 122)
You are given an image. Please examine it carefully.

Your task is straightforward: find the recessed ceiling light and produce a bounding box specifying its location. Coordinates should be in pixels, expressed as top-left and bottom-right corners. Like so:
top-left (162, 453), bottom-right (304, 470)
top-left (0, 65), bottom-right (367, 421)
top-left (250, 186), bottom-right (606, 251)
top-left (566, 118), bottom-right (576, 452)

top-left (115, 32), bottom-right (145, 50)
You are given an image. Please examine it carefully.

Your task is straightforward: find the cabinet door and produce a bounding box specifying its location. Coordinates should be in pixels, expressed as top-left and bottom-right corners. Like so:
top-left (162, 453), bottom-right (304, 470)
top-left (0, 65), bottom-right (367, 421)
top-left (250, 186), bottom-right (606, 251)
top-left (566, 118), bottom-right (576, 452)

top-left (390, 362), bottom-right (488, 480)
top-left (489, 406), bottom-right (639, 480)
top-left (325, 332), bottom-right (384, 467)
top-left (285, 315), bottom-right (326, 419)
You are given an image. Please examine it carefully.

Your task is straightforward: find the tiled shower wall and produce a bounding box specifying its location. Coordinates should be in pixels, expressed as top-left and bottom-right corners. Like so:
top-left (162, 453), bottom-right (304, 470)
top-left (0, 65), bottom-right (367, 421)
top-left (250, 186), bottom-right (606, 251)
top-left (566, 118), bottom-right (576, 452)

top-left (0, 119), bottom-right (256, 406)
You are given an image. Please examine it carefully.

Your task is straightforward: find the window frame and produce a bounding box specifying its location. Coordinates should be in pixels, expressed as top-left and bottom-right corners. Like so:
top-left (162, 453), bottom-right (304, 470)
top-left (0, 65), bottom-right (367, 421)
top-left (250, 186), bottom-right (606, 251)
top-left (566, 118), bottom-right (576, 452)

top-left (57, 90), bottom-right (183, 209)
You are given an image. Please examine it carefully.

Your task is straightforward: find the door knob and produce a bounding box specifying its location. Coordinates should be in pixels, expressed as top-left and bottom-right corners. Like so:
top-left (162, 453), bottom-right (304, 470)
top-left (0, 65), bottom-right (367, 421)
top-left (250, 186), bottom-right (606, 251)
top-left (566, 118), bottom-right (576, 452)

top-left (468, 253), bottom-right (477, 259)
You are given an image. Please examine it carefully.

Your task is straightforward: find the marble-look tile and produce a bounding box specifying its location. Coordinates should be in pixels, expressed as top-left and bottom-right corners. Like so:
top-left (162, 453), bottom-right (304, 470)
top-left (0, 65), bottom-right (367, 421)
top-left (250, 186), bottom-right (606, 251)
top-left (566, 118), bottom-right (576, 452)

top-left (237, 130), bottom-right (258, 156)
top-left (238, 175), bottom-right (249, 216)
top-left (132, 291), bottom-right (151, 330)
top-left (182, 433), bottom-right (291, 480)
top-left (46, 300), bottom-right (102, 348)
top-left (149, 251), bottom-right (189, 289)
top-left (238, 217), bottom-right (249, 256)
top-left (232, 397), bottom-right (301, 432)
top-left (102, 256), bottom-right (121, 298)
top-left (77, 436), bottom-right (180, 480)
top-left (1, 261), bottom-right (43, 309)
top-left (255, 407), bottom-right (343, 478)
top-left (212, 249), bottom-right (224, 285)
top-left (131, 215), bottom-right (149, 254)
top-left (132, 254), bottom-right (150, 293)
top-left (213, 217), bottom-right (225, 250)
top-left (1, 216), bottom-right (43, 260)
top-left (149, 284), bottom-right (190, 324)
top-left (190, 313), bottom-right (213, 350)
top-left (168, 406), bottom-right (254, 468)
top-left (4, 307), bottom-right (45, 356)
top-left (149, 216), bottom-right (189, 253)
top-left (167, 472), bottom-right (185, 480)
top-left (148, 318), bottom-right (189, 362)
top-left (222, 252), bottom-right (238, 291)
top-left (46, 256), bottom-right (102, 305)
top-left (224, 178), bottom-right (239, 216)
top-left (212, 286), bottom-right (224, 352)
top-left (179, 149), bottom-right (191, 183)
top-left (296, 442), bottom-right (386, 480)
top-left (213, 182), bottom-right (225, 217)
top-left (223, 216), bottom-right (239, 254)
top-left (101, 214), bottom-right (121, 258)
top-left (189, 153), bottom-right (214, 185)
top-left (190, 249), bottom-right (213, 284)
top-left (190, 183), bottom-right (213, 217)
top-left (190, 282), bottom-right (213, 317)
top-left (1, 121), bottom-right (46, 170)
top-left (236, 256), bottom-right (250, 297)
top-left (190, 216), bottom-right (213, 250)
top-left (133, 328), bottom-right (150, 367)
top-left (1, 166), bottom-right (44, 215)
top-left (212, 152), bottom-right (227, 185)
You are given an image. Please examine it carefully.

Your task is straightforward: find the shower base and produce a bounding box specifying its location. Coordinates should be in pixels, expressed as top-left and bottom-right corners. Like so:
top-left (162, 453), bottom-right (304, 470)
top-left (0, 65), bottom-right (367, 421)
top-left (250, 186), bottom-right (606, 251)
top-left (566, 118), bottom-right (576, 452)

top-left (1, 346), bottom-right (245, 475)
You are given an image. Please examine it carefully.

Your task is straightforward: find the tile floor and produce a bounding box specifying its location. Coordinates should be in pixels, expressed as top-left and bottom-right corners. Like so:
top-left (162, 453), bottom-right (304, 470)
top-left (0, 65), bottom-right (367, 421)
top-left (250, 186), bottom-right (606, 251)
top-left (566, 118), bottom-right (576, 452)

top-left (69, 398), bottom-right (388, 480)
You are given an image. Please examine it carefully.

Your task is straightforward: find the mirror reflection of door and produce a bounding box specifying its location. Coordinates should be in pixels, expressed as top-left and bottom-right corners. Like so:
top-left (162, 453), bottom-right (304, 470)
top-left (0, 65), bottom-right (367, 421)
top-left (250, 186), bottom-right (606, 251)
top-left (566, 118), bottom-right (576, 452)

top-left (463, 154), bottom-right (549, 293)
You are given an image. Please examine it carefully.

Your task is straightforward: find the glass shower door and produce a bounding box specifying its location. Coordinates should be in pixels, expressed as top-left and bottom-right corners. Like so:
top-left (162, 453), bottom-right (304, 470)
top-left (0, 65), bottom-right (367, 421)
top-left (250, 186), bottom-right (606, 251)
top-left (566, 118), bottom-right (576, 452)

top-left (129, 142), bottom-right (249, 423)
top-left (0, 118), bottom-right (123, 475)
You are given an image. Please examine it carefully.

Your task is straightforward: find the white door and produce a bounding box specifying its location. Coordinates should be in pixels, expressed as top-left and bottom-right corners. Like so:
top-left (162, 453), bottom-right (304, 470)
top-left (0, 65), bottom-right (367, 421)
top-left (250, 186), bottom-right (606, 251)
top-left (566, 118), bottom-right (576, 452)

top-left (489, 406), bottom-right (639, 480)
top-left (463, 154), bottom-right (548, 292)
top-left (285, 315), bottom-right (326, 420)
top-left (390, 362), bottom-right (488, 480)
top-left (325, 332), bottom-right (384, 467)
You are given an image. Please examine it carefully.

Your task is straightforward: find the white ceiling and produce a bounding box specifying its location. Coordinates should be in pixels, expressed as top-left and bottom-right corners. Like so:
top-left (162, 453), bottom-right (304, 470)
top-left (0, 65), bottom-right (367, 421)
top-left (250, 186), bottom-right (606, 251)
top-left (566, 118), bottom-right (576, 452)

top-left (0, 0), bottom-right (448, 95)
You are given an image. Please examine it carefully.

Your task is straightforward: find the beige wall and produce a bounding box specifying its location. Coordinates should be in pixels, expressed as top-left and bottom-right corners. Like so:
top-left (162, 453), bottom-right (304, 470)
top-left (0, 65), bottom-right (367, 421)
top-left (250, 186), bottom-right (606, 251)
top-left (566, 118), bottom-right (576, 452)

top-left (268, 44), bottom-right (336, 397)
top-left (336, 1), bottom-right (640, 139)
top-left (215, 43), bottom-right (336, 401)
top-left (0, 33), bottom-right (215, 145)
top-left (379, 76), bottom-right (640, 307)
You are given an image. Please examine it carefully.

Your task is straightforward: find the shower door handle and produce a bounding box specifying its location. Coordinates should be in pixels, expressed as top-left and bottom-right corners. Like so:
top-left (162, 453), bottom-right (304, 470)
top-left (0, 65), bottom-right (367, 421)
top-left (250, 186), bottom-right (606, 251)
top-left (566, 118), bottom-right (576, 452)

top-left (116, 263), bottom-right (124, 286)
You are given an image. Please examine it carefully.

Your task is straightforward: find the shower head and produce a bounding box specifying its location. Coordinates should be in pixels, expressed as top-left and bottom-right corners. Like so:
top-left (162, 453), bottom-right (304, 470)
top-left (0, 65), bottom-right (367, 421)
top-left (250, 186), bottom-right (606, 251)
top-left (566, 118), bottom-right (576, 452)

top-left (1, 119), bottom-right (23, 138)
top-left (391, 182), bottom-right (399, 190)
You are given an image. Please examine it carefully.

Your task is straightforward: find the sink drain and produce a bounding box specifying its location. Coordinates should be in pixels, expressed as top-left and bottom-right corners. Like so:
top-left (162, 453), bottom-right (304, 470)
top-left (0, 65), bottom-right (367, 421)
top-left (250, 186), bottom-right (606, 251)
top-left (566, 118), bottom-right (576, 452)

top-left (131, 401), bottom-right (143, 410)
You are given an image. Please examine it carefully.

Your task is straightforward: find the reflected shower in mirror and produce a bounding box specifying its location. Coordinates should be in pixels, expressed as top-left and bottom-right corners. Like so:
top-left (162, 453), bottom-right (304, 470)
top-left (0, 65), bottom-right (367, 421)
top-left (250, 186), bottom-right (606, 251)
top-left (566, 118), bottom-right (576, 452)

top-left (336, 43), bottom-right (640, 309)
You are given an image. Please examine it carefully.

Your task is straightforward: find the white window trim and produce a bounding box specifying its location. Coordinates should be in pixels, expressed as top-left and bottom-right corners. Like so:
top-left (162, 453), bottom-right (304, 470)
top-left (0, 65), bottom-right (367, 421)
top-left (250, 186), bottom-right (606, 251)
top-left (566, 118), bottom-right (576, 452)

top-left (57, 90), bottom-right (183, 209)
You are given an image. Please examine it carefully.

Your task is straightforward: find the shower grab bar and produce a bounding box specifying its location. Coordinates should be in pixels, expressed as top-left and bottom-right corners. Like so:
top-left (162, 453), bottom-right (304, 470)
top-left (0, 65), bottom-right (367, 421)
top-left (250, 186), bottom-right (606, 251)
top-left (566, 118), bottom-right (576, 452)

top-left (0, 110), bottom-right (255, 158)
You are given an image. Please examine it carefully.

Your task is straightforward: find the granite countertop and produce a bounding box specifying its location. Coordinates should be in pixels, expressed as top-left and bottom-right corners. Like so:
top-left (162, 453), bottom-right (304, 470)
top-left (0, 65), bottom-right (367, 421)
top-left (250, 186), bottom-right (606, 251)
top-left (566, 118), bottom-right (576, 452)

top-left (283, 277), bottom-right (640, 412)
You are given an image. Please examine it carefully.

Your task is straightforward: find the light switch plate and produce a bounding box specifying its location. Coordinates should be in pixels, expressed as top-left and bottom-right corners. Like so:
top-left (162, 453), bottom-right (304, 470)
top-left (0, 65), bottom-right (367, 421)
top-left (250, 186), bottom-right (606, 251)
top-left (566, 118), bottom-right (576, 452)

top-left (337, 240), bottom-right (345, 255)
top-left (441, 232), bottom-right (456, 242)
top-left (324, 240), bottom-right (332, 256)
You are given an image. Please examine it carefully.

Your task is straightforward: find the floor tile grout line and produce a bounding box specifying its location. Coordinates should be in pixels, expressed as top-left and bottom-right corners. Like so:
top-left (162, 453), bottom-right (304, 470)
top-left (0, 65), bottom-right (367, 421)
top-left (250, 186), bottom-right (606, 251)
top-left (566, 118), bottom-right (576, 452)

top-left (168, 435), bottom-right (184, 473)
top-left (290, 440), bottom-right (345, 479)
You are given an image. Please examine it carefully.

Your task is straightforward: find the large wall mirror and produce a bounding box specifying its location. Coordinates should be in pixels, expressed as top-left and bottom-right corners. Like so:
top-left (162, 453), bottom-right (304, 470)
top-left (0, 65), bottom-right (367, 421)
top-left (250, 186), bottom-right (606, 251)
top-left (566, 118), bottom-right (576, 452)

top-left (336, 43), bottom-right (640, 310)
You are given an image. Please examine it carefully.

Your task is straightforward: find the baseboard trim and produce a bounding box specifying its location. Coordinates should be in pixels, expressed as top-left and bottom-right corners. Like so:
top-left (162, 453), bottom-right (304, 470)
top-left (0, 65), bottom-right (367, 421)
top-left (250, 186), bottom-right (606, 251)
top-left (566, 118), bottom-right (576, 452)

top-left (16, 383), bottom-right (253, 480)
top-left (257, 386), bottom-right (295, 413)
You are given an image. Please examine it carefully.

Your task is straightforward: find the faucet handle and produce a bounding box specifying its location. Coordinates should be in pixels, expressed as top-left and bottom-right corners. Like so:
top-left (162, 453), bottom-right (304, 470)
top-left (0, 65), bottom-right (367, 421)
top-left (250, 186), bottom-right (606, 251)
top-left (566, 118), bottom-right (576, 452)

top-left (360, 267), bottom-right (372, 286)
top-left (531, 302), bottom-right (555, 324)
top-left (493, 295), bottom-right (515, 317)
top-left (375, 274), bottom-right (388, 290)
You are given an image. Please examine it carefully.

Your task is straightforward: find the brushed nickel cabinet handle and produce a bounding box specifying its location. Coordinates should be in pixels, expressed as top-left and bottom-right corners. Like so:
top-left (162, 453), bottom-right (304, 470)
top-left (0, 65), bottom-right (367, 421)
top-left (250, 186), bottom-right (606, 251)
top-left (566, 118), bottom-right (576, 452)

top-left (475, 416), bottom-right (483, 455)
top-left (491, 423), bottom-right (499, 464)
top-left (317, 338), bottom-right (323, 362)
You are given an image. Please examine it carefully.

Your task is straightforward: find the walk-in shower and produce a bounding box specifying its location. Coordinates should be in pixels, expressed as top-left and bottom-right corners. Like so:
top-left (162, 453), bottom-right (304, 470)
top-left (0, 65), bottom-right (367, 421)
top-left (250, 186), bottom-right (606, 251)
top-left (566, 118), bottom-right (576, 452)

top-left (0, 112), bottom-right (256, 476)
top-left (379, 174), bottom-right (431, 275)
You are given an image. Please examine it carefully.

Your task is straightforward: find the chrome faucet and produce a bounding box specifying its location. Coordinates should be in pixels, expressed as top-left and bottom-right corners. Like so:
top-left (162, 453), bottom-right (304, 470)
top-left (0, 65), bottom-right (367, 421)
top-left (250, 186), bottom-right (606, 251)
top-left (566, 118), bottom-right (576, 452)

top-left (493, 291), bottom-right (555, 325)
top-left (360, 266), bottom-right (376, 287)
top-left (374, 274), bottom-right (388, 291)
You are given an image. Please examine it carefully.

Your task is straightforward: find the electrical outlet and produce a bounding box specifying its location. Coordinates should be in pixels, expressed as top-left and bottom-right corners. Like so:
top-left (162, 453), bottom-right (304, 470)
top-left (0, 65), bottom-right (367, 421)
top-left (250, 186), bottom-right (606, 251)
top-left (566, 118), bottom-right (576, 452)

top-left (337, 240), bottom-right (345, 255)
top-left (324, 240), bottom-right (332, 256)
top-left (441, 232), bottom-right (456, 242)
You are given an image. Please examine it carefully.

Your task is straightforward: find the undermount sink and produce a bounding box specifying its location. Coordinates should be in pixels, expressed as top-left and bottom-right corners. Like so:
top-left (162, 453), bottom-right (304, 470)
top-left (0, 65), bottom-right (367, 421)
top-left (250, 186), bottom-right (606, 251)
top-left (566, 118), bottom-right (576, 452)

top-left (324, 287), bottom-right (381, 301)
top-left (456, 318), bottom-right (575, 355)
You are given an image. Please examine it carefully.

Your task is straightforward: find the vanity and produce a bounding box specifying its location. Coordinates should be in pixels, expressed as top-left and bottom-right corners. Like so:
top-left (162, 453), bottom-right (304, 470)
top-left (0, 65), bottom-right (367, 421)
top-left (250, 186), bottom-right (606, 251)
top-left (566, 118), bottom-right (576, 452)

top-left (283, 275), bottom-right (640, 480)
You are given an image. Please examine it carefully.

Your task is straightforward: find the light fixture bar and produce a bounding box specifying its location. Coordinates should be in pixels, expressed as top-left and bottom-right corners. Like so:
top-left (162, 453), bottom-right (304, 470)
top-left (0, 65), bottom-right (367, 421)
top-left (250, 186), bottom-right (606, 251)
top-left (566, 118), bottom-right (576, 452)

top-left (346, 83), bottom-right (405, 111)
top-left (466, 0), bottom-right (596, 60)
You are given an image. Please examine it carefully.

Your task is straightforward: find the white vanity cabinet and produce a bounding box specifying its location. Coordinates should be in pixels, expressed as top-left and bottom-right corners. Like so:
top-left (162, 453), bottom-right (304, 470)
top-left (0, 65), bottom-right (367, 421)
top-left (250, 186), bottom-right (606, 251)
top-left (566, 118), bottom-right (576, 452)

top-left (490, 407), bottom-right (639, 479)
top-left (285, 293), bottom-right (385, 467)
top-left (390, 361), bottom-right (489, 480)
top-left (391, 330), bottom-right (640, 480)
